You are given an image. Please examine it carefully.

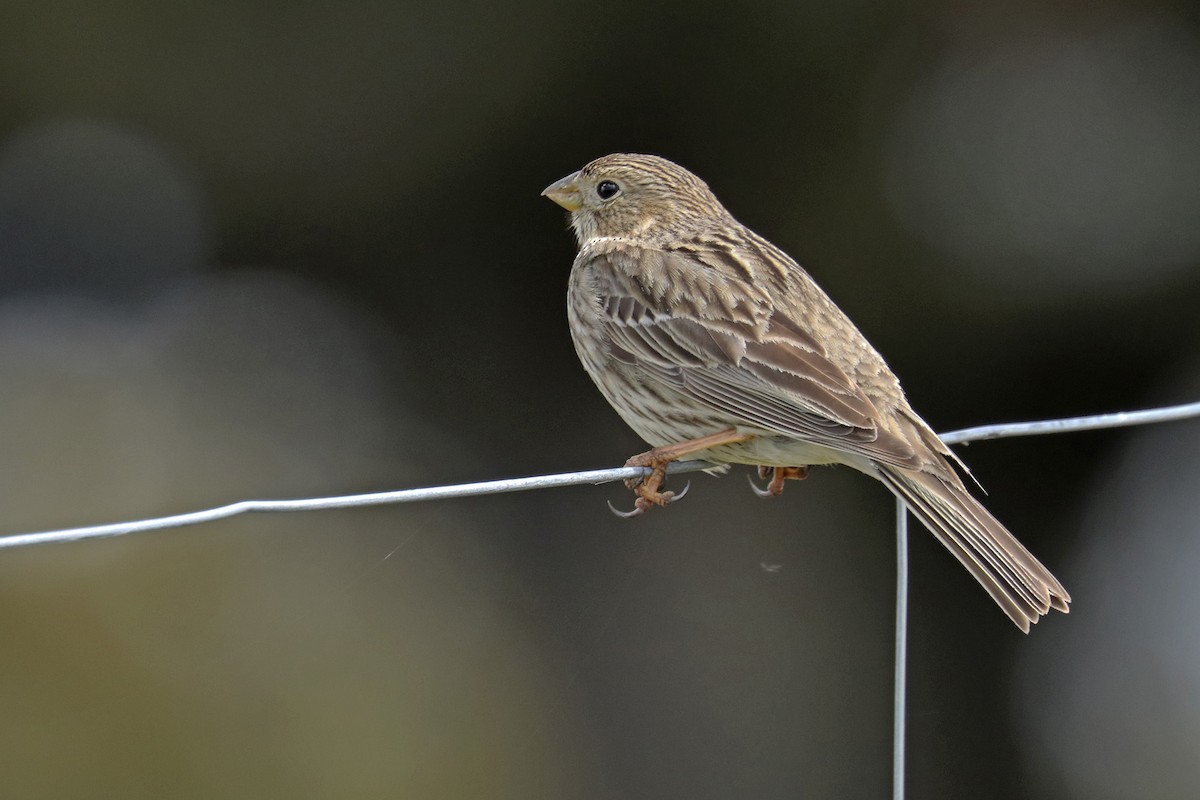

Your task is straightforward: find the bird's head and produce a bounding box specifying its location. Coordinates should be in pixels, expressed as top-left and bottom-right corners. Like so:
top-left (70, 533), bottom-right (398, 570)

top-left (542, 153), bottom-right (730, 245)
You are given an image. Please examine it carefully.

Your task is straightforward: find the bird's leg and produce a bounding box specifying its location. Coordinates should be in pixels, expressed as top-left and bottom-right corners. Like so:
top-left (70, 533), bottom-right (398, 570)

top-left (610, 428), bottom-right (753, 518)
top-left (749, 465), bottom-right (810, 498)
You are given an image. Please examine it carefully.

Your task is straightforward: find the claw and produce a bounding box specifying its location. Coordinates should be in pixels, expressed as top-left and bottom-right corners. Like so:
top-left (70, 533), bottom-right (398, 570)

top-left (607, 500), bottom-right (645, 518)
top-left (749, 465), bottom-right (809, 498)
top-left (608, 480), bottom-right (689, 518)
top-left (748, 473), bottom-right (776, 498)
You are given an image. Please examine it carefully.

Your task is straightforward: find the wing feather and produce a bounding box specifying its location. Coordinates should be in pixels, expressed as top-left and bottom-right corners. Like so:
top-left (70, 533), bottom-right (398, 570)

top-left (587, 246), bottom-right (920, 468)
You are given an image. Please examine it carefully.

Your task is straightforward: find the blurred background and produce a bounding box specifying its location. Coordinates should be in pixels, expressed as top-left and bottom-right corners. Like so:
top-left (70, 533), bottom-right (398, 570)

top-left (1, 1), bottom-right (1198, 797)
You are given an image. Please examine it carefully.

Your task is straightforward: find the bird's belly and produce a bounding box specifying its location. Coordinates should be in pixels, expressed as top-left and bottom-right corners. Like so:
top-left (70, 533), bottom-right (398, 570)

top-left (709, 435), bottom-right (850, 468)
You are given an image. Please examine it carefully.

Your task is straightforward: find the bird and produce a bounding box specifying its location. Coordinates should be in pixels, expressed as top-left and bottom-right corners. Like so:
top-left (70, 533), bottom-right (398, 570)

top-left (542, 153), bottom-right (1070, 632)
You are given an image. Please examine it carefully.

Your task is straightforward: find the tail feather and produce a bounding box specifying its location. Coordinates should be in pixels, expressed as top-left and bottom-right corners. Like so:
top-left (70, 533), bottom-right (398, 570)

top-left (876, 466), bottom-right (1071, 632)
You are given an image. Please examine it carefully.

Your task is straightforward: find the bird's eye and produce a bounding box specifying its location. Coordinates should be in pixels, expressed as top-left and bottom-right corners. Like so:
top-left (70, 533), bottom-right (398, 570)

top-left (596, 180), bottom-right (620, 200)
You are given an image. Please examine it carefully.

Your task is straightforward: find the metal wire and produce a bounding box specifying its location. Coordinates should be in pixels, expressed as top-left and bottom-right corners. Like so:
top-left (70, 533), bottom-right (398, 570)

top-left (888, 397), bottom-right (1200, 799)
top-left (0, 461), bottom-right (719, 550)
top-left (893, 497), bottom-right (909, 800)
top-left (939, 400), bottom-right (1200, 444)
top-left (3, 399), bottom-right (1195, 551)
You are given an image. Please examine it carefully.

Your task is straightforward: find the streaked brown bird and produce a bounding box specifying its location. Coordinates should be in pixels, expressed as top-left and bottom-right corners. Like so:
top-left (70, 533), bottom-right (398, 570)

top-left (542, 153), bottom-right (1070, 631)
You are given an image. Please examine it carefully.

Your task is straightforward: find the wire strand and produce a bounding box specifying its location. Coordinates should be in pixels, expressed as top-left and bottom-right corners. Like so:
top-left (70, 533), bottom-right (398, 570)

top-left (889, 397), bottom-right (1199, 799)
top-left (939, 399), bottom-right (1200, 444)
top-left (0, 461), bottom-right (719, 549)
top-left (1, 399), bottom-right (1198, 551)
top-left (893, 497), bottom-right (909, 800)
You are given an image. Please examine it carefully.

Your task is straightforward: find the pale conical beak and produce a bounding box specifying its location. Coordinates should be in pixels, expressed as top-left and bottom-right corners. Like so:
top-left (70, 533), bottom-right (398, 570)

top-left (541, 171), bottom-right (583, 212)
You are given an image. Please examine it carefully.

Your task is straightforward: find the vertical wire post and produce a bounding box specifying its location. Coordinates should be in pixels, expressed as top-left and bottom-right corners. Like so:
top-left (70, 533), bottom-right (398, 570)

top-left (893, 497), bottom-right (909, 800)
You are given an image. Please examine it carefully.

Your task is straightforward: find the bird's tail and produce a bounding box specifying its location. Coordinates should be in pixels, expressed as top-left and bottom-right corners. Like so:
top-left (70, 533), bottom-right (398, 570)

top-left (875, 466), bottom-right (1070, 632)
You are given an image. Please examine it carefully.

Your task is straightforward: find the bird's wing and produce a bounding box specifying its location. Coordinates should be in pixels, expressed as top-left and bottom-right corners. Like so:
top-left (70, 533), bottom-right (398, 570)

top-left (586, 246), bottom-right (921, 469)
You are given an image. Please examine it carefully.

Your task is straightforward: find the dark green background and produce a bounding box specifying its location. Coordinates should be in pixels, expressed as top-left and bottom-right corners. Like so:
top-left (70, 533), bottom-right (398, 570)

top-left (1, 2), bottom-right (1198, 798)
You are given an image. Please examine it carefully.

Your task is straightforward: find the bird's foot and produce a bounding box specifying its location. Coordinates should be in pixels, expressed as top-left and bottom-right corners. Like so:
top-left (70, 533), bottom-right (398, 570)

top-left (611, 455), bottom-right (691, 517)
top-left (748, 465), bottom-right (809, 498)
top-left (608, 480), bottom-right (690, 518)
top-left (610, 428), bottom-right (752, 518)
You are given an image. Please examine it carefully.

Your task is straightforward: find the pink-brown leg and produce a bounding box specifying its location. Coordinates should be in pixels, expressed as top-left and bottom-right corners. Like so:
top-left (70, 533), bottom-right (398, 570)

top-left (749, 465), bottom-right (810, 498)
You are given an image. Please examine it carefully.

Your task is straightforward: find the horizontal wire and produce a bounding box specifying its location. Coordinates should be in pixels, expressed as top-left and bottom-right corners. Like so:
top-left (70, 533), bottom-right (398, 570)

top-left (939, 399), bottom-right (1200, 444)
top-left (0, 461), bottom-right (721, 549)
top-left (1, 399), bottom-right (1197, 551)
